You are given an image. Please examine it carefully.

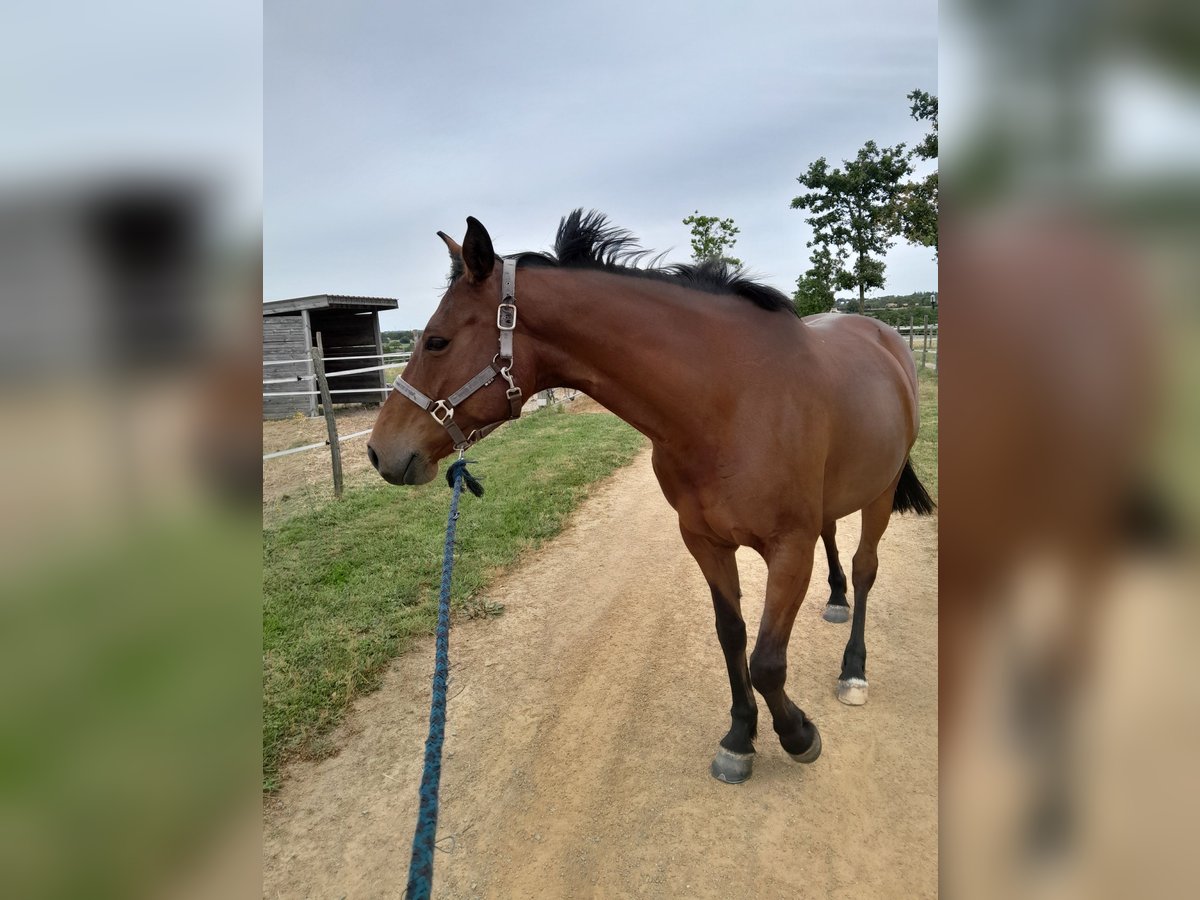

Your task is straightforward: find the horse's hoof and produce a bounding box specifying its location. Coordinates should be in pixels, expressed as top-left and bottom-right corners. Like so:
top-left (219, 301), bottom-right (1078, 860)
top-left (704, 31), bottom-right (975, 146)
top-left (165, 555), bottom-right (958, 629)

top-left (787, 723), bottom-right (822, 764)
top-left (822, 603), bottom-right (850, 623)
top-left (837, 677), bottom-right (869, 706)
top-left (710, 746), bottom-right (754, 784)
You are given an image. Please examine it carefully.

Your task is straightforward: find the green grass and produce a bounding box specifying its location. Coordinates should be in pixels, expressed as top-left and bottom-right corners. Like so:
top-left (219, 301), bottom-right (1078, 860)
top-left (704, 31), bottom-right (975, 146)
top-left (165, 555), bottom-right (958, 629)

top-left (262, 407), bottom-right (645, 790)
top-left (910, 365), bottom-right (939, 501)
top-left (3, 509), bottom-right (260, 898)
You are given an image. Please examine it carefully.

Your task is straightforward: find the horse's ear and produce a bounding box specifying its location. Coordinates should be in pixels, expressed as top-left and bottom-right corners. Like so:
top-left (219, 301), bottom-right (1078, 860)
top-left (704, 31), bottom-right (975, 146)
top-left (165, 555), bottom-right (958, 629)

top-left (437, 230), bottom-right (462, 258)
top-left (462, 216), bottom-right (495, 283)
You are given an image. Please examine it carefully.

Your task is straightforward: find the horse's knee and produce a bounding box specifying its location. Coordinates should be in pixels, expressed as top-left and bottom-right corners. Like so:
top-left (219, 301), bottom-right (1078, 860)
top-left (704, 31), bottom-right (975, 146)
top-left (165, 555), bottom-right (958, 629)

top-left (749, 649), bottom-right (786, 695)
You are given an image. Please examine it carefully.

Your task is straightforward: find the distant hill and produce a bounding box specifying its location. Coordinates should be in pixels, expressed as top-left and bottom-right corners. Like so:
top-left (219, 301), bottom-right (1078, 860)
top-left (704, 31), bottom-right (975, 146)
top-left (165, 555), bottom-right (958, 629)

top-left (833, 291), bottom-right (937, 312)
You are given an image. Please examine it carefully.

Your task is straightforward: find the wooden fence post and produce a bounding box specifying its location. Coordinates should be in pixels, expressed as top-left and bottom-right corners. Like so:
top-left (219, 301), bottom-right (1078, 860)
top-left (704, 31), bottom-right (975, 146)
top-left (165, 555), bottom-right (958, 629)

top-left (908, 311), bottom-right (914, 349)
top-left (312, 332), bottom-right (343, 498)
top-left (921, 315), bottom-right (929, 369)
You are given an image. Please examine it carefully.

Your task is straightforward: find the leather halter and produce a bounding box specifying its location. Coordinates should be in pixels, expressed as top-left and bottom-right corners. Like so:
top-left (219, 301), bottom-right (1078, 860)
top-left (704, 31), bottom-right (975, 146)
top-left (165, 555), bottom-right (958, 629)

top-left (390, 257), bottom-right (523, 451)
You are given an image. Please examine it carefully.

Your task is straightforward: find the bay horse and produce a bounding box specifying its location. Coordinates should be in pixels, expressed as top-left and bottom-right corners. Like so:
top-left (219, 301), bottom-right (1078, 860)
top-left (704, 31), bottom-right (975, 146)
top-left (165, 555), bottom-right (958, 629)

top-left (368, 210), bottom-right (933, 783)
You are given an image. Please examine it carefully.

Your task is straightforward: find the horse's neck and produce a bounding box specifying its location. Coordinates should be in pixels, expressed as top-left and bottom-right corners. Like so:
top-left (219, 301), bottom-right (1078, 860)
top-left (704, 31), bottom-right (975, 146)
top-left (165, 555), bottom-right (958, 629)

top-left (520, 269), bottom-right (732, 445)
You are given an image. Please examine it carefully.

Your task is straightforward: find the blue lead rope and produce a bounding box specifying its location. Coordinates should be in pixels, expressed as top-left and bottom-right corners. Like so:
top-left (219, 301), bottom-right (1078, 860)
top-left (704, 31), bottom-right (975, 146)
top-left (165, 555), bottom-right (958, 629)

top-left (406, 459), bottom-right (482, 900)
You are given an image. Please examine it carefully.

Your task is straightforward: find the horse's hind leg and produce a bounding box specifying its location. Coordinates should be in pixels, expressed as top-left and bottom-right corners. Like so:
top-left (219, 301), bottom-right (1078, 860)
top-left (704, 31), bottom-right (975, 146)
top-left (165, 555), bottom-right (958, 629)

top-left (679, 527), bottom-right (758, 784)
top-left (837, 485), bottom-right (896, 706)
top-left (820, 520), bottom-right (850, 623)
top-left (749, 536), bottom-right (823, 763)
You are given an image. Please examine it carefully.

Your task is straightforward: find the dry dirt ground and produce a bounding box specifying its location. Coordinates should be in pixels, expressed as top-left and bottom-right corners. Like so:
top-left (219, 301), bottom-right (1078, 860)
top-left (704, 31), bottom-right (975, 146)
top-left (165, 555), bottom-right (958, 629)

top-left (262, 407), bottom-right (382, 522)
top-left (263, 447), bottom-right (938, 899)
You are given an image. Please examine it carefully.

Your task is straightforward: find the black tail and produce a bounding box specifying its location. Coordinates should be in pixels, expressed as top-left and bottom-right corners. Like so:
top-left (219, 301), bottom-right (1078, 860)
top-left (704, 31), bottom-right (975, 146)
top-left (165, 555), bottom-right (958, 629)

top-left (893, 458), bottom-right (935, 515)
top-left (1120, 481), bottom-right (1178, 553)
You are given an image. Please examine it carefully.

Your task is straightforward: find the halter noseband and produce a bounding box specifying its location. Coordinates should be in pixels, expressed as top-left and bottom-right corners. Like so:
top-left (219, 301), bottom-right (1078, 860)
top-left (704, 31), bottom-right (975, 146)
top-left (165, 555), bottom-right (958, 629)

top-left (390, 257), bottom-right (524, 451)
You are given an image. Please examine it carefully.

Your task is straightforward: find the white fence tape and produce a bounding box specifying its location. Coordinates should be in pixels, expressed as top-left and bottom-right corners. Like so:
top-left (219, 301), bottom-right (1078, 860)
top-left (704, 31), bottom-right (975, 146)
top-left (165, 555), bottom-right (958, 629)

top-left (262, 428), bottom-right (374, 461)
top-left (322, 362), bottom-right (394, 378)
top-left (262, 387), bottom-right (393, 397)
top-left (262, 373), bottom-right (316, 385)
top-left (262, 351), bottom-right (411, 367)
top-left (260, 363), bottom-right (394, 386)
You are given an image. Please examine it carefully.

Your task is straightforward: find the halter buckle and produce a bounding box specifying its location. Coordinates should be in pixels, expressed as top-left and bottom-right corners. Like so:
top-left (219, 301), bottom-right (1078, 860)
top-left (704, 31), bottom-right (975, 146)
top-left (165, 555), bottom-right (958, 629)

top-left (497, 303), bottom-right (517, 330)
top-left (430, 400), bottom-right (454, 425)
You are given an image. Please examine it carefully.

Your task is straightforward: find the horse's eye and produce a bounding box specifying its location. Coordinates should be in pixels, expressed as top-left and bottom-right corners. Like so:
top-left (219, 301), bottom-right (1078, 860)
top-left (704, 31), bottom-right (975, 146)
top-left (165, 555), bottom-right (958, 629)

top-left (424, 336), bottom-right (450, 352)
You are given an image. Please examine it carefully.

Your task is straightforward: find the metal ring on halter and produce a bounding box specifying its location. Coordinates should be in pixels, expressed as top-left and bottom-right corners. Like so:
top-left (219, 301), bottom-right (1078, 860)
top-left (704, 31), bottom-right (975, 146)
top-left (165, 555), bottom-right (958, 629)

top-left (430, 400), bottom-right (454, 425)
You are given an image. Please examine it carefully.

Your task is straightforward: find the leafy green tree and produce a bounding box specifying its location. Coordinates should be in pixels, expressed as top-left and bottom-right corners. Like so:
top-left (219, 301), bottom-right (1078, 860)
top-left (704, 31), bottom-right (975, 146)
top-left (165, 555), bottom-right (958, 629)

top-left (908, 89), bottom-right (937, 161)
top-left (682, 211), bottom-right (742, 267)
top-left (793, 245), bottom-right (838, 317)
top-left (896, 89), bottom-right (938, 255)
top-left (791, 140), bottom-right (911, 314)
top-left (382, 329), bottom-right (416, 352)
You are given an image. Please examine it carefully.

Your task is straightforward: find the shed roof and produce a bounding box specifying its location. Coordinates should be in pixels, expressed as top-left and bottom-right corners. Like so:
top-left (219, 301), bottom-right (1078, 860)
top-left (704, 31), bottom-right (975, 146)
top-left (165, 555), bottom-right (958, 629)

top-left (263, 294), bottom-right (399, 315)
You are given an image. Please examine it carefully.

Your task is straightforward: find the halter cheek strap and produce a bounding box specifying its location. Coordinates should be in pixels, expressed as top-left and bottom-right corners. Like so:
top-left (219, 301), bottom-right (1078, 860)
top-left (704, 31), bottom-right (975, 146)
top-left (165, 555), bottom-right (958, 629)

top-left (391, 257), bottom-right (524, 451)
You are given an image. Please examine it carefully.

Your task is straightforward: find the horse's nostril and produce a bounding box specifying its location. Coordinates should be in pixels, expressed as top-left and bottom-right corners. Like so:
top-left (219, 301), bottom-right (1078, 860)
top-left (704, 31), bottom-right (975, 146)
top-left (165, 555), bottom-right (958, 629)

top-left (367, 444), bottom-right (380, 471)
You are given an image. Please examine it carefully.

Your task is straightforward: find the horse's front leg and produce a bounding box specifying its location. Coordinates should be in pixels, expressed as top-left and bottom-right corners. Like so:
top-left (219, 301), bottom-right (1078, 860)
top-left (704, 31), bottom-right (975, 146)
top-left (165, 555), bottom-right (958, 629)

top-left (750, 536), bottom-right (823, 763)
top-left (679, 526), bottom-right (757, 784)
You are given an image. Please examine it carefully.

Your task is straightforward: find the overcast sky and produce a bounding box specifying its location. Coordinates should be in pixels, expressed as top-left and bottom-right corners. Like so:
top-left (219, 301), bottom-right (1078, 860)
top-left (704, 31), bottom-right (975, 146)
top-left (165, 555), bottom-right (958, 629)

top-left (266, 0), bottom-right (937, 330)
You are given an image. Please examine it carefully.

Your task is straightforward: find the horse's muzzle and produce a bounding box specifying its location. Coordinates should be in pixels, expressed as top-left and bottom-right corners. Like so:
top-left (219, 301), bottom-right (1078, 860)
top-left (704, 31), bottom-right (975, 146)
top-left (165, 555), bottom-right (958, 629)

top-left (368, 443), bottom-right (435, 486)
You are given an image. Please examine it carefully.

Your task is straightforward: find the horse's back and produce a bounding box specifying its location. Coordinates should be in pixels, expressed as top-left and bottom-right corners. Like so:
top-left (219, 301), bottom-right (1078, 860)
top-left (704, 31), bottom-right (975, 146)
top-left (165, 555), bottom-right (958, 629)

top-left (804, 312), bottom-right (917, 387)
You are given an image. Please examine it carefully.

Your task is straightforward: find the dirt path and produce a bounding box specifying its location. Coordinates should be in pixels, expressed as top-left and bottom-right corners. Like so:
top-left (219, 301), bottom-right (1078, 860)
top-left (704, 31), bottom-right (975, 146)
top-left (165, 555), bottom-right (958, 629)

top-left (263, 448), bottom-right (938, 898)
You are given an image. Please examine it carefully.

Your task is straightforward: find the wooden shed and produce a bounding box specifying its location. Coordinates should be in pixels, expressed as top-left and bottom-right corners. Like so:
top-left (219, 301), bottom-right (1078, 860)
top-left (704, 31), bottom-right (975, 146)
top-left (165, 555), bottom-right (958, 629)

top-left (262, 294), bottom-right (399, 419)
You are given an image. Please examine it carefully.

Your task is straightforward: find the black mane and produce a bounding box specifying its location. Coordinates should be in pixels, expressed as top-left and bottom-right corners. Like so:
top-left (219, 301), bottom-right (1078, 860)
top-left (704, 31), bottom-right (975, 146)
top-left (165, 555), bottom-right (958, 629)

top-left (512, 209), bottom-right (796, 315)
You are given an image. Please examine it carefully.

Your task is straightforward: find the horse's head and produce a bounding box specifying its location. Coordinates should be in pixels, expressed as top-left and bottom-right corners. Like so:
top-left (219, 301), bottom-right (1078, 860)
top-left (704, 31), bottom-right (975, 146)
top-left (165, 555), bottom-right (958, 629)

top-left (368, 216), bottom-right (521, 485)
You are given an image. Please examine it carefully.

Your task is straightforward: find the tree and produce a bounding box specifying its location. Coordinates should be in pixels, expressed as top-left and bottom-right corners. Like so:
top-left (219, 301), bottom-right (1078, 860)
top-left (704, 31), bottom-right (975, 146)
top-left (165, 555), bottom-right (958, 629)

top-left (682, 211), bottom-right (741, 267)
top-left (908, 89), bottom-right (937, 161)
top-left (896, 89), bottom-right (938, 255)
top-left (793, 245), bottom-right (837, 317)
top-left (791, 140), bottom-right (911, 314)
